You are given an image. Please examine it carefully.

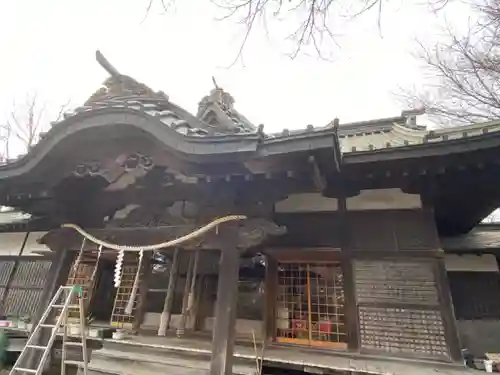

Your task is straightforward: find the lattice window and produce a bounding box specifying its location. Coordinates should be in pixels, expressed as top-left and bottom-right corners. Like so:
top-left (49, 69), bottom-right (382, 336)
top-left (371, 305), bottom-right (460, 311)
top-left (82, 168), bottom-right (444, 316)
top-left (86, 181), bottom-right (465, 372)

top-left (275, 262), bottom-right (346, 349)
top-left (65, 261), bottom-right (96, 320)
top-left (4, 260), bottom-right (52, 318)
top-left (110, 260), bottom-right (142, 330)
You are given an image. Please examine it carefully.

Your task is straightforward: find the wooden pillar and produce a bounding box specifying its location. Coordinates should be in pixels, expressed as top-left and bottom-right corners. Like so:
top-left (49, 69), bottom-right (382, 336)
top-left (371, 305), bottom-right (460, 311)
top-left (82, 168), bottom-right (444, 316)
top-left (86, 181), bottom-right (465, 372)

top-left (210, 229), bottom-right (240, 375)
top-left (158, 248), bottom-right (179, 336)
top-left (337, 183), bottom-right (359, 350)
top-left (195, 276), bottom-right (213, 332)
top-left (177, 253), bottom-right (194, 337)
top-left (435, 256), bottom-right (463, 362)
top-left (264, 256), bottom-right (277, 341)
top-left (187, 250), bottom-right (201, 330)
top-left (190, 273), bottom-right (203, 330)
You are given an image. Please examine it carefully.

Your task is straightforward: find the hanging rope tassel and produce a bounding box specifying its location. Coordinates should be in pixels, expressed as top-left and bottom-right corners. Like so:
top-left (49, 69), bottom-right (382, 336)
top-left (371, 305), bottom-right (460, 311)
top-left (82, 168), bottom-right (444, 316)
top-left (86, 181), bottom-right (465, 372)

top-left (90, 245), bottom-right (103, 281)
top-left (125, 250), bottom-right (144, 315)
top-left (114, 250), bottom-right (124, 288)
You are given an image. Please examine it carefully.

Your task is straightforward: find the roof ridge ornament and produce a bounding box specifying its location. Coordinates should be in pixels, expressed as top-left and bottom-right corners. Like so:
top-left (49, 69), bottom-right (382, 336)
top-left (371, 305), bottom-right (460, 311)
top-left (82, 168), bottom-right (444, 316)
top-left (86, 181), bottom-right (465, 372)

top-left (85, 50), bottom-right (167, 105)
top-left (212, 76), bottom-right (220, 90)
top-left (401, 107), bottom-right (426, 129)
top-left (96, 50), bottom-right (121, 77)
top-left (196, 77), bottom-right (256, 133)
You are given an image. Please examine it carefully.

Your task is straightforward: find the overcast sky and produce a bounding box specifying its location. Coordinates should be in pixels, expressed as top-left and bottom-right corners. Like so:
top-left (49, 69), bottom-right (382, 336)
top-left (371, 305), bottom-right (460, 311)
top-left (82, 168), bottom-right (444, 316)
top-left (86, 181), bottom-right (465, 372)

top-left (0, 0), bottom-right (472, 139)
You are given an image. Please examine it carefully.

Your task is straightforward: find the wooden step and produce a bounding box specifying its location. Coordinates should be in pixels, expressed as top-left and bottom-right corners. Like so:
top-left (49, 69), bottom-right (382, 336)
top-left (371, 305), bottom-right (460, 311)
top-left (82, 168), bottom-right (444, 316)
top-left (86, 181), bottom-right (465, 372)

top-left (89, 348), bottom-right (255, 375)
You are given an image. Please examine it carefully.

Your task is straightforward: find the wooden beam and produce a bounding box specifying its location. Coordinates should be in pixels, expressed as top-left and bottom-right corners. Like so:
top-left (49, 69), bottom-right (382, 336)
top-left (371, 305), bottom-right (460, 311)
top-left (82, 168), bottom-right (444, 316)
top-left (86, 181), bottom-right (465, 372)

top-left (210, 227), bottom-right (240, 375)
top-left (308, 155), bottom-right (327, 191)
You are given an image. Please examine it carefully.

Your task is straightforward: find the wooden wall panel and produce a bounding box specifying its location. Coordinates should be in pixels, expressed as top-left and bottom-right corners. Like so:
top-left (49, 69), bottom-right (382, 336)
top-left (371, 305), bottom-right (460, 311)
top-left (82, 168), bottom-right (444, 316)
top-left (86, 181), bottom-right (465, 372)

top-left (358, 306), bottom-right (448, 356)
top-left (0, 262), bottom-right (15, 286)
top-left (346, 212), bottom-right (395, 251)
top-left (355, 260), bottom-right (439, 305)
top-left (271, 213), bottom-right (342, 248)
top-left (354, 259), bottom-right (450, 360)
top-left (0, 259), bottom-right (52, 318)
top-left (346, 210), bottom-right (439, 252)
top-left (394, 210), bottom-right (440, 251)
top-left (11, 261), bottom-right (51, 288)
top-left (449, 272), bottom-right (500, 320)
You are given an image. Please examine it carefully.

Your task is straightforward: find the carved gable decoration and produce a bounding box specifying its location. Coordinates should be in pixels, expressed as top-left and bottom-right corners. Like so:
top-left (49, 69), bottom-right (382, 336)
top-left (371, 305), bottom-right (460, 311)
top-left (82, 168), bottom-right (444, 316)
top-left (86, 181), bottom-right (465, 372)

top-left (85, 74), bottom-right (162, 105)
top-left (54, 51), bottom-right (211, 137)
top-left (73, 152), bottom-right (155, 190)
top-left (196, 78), bottom-right (256, 134)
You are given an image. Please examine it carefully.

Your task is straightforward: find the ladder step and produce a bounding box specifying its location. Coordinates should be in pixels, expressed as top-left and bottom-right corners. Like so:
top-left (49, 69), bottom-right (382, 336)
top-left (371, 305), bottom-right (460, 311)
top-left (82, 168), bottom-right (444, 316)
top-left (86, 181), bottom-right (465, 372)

top-left (12, 368), bottom-right (37, 373)
top-left (64, 360), bottom-right (84, 366)
top-left (51, 304), bottom-right (79, 309)
top-left (26, 345), bottom-right (47, 350)
top-left (12, 286), bottom-right (88, 375)
top-left (64, 341), bottom-right (83, 346)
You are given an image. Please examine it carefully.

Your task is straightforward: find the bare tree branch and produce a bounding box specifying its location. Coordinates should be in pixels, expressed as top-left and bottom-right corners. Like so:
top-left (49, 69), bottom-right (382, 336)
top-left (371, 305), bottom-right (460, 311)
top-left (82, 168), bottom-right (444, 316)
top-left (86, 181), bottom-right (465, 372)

top-left (0, 94), bottom-right (71, 163)
top-left (400, 1), bottom-right (500, 126)
top-left (144, 0), bottom-right (453, 61)
top-left (142, 0), bottom-right (175, 23)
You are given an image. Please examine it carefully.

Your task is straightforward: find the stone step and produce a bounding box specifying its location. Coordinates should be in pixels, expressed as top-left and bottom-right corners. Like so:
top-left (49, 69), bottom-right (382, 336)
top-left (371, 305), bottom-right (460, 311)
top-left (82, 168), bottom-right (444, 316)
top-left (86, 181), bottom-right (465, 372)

top-left (86, 347), bottom-right (256, 375)
top-left (103, 339), bottom-right (212, 362)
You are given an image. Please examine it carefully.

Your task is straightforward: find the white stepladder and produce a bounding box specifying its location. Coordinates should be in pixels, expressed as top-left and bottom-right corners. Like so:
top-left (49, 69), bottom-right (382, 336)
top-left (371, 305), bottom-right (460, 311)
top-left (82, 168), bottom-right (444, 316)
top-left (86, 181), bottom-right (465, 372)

top-left (9, 285), bottom-right (89, 375)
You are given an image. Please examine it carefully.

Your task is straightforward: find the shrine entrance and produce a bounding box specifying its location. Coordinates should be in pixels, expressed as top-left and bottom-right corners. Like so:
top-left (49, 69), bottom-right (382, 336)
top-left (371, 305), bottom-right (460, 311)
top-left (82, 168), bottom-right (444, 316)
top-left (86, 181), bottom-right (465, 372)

top-left (88, 259), bottom-right (116, 324)
top-left (65, 254), bottom-right (120, 326)
top-left (274, 262), bottom-right (347, 349)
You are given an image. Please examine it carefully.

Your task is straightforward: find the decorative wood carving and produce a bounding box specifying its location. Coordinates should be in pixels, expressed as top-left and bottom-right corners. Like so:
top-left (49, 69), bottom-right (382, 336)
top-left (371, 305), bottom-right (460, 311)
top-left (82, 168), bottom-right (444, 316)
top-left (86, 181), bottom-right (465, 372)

top-left (106, 203), bottom-right (193, 228)
top-left (72, 152), bottom-right (155, 192)
top-left (235, 218), bottom-right (287, 249)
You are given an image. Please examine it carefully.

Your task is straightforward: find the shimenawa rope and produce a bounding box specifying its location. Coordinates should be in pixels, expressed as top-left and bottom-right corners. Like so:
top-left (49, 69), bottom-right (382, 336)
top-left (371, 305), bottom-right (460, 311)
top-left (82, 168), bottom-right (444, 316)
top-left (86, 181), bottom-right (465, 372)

top-left (63, 215), bottom-right (247, 317)
top-left (61, 214), bottom-right (247, 251)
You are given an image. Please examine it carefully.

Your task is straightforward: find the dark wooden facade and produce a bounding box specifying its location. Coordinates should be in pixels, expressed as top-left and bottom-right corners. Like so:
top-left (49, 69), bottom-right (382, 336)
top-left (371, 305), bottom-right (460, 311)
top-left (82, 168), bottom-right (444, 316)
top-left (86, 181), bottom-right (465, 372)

top-left (3, 52), bottom-right (500, 374)
top-left (261, 210), bottom-right (460, 362)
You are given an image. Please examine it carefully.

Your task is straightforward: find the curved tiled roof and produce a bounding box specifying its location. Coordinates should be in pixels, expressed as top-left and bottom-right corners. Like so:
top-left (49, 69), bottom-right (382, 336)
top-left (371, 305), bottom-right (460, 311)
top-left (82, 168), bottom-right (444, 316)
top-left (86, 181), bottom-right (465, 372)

top-left (4, 50), bottom-right (500, 170)
top-left (38, 50), bottom-right (500, 156)
top-left (53, 52), bottom-right (256, 138)
top-left (264, 115), bottom-right (500, 153)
